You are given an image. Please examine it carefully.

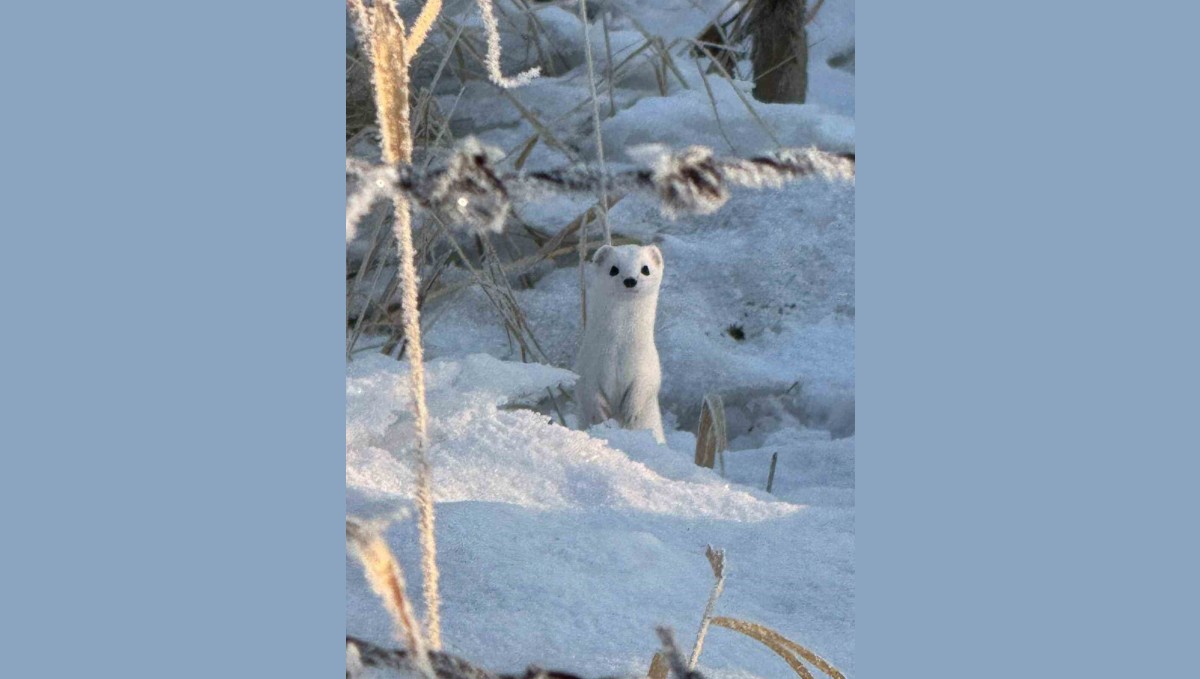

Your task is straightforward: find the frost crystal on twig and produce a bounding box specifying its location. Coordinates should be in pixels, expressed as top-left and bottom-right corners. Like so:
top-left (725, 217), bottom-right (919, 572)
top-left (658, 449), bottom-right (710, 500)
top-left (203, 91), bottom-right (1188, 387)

top-left (346, 157), bottom-right (397, 242)
top-left (347, 139), bottom-right (855, 235)
top-left (427, 138), bottom-right (510, 233)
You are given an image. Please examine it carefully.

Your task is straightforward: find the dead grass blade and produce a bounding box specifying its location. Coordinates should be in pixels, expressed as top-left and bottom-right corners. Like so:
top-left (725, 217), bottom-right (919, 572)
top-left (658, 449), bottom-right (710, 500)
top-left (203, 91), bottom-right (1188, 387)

top-left (711, 616), bottom-right (846, 679)
top-left (626, 16), bottom-right (690, 91)
top-left (513, 134), bottom-right (539, 170)
top-left (345, 518), bottom-right (435, 679)
top-left (602, 11), bottom-right (616, 116)
top-left (694, 57), bottom-right (737, 153)
top-left (694, 393), bottom-right (727, 469)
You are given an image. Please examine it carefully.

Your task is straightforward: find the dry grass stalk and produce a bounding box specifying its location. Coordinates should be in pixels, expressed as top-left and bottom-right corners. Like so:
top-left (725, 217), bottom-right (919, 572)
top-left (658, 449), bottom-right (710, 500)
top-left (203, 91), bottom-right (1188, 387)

top-left (688, 546), bottom-right (727, 669)
top-left (601, 11), bottom-right (616, 116)
top-left (710, 616), bottom-right (845, 679)
top-left (397, 201), bottom-right (443, 649)
top-left (358, 0), bottom-right (445, 649)
top-left (406, 0), bottom-right (443, 62)
top-left (624, 16), bottom-right (690, 91)
top-left (365, 0), bottom-right (413, 164)
top-left (575, 0), bottom-right (612, 246)
top-left (418, 197), bottom-right (633, 310)
top-left (422, 213), bottom-right (546, 363)
top-left (694, 58), bottom-right (737, 153)
top-left (694, 393), bottom-right (727, 469)
top-left (346, 518), bottom-right (435, 679)
top-left (578, 208), bottom-right (589, 328)
top-left (690, 39), bottom-right (782, 148)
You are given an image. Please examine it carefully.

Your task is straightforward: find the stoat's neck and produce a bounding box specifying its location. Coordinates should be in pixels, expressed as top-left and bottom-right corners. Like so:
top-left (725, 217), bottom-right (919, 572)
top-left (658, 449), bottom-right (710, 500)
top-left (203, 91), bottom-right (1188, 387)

top-left (586, 291), bottom-right (658, 346)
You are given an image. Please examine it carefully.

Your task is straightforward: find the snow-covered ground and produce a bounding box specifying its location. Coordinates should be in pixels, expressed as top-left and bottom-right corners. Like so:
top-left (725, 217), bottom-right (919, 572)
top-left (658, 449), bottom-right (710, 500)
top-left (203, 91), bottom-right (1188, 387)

top-left (348, 354), bottom-right (853, 677)
top-left (348, 1), bottom-right (855, 676)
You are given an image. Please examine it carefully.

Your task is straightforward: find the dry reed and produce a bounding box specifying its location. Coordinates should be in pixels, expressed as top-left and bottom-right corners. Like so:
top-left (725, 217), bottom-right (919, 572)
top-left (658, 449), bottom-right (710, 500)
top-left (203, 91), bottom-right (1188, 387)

top-left (694, 393), bottom-right (727, 469)
top-left (354, 0), bottom-right (444, 649)
top-left (711, 616), bottom-right (845, 679)
top-left (346, 518), bottom-right (435, 679)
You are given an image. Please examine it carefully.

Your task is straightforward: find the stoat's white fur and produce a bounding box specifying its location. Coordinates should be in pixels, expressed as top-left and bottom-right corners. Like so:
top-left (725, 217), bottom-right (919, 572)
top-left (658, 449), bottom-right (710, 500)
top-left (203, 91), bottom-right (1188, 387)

top-left (574, 243), bottom-right (666, 444)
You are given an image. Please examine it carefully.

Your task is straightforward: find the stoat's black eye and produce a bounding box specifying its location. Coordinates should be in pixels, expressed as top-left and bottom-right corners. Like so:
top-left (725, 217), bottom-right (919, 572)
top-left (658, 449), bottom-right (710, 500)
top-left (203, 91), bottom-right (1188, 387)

top-left (641, 265), bottom-right (650, 276)
top-left (609, 266), bottom-right (619, 276)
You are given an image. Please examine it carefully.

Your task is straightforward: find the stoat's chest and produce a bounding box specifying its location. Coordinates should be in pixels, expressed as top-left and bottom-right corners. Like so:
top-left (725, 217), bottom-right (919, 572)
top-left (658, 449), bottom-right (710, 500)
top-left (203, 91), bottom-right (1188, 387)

top-left (578, 302), bottom-right (660, 386)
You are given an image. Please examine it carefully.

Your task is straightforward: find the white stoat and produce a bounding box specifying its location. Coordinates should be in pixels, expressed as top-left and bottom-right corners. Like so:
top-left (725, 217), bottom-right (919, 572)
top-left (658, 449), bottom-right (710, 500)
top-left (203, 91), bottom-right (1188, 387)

top-left (574, 243), bottom-right (666, 444)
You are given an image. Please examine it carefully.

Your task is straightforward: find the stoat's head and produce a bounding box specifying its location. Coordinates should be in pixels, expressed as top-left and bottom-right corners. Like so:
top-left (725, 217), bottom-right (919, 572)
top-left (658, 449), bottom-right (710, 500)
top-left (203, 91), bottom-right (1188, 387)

top-left (590, 244), bottom-right (664, 301)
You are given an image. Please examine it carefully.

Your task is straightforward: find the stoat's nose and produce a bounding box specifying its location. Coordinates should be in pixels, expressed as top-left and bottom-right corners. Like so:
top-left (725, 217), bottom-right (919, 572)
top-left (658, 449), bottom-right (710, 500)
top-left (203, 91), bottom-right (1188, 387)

top-left (623, 278), bottom-right (637, 288)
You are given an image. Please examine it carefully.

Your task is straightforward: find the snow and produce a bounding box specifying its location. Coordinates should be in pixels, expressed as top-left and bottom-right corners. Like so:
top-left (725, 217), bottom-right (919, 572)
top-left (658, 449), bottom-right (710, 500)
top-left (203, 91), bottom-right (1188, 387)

top-left (422, 177), bottom-right (855, 437)
top-left (348, 0), bottom-right (854, 676)
top-left (347, 354), bottom-right (853, 677)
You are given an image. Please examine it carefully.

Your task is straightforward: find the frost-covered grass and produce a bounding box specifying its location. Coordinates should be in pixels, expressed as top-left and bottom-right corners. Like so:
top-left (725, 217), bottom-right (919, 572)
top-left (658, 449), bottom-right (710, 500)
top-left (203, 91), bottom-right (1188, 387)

top-left (347, 0), bottom-right (854, 676)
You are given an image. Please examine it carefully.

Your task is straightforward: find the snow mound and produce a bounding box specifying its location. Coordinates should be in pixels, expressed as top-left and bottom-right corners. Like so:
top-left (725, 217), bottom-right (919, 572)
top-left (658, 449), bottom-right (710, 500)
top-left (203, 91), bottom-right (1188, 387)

top-left (347, 355), bottom-right (853, 678)
top-left (347, 352), bottom-right (576, 450)
top-left (348, 353), bottom-right (794, 521)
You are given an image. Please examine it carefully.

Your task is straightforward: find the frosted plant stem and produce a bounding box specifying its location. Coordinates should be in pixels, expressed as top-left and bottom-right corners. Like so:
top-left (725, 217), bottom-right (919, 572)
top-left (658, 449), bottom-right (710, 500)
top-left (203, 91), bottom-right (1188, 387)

top-left (365, 0), bottom-right (442, 650)
top-left (689, 573), bottom-right (725, 669)
top-left (690, 545), bottom-right (727, 670)
top-left (392, 194), bottom-right (442, 650)
top-left (476, 0), bottom-right (541, 87)
top-left (576, 0), bottom-right (611, 245)
top-left (404, 0), bottom-right (443, 62)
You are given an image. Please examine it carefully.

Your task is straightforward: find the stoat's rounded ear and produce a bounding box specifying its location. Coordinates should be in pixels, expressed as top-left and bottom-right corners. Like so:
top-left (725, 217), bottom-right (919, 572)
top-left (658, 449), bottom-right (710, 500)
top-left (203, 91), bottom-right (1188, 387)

top-left (644, 245), bottom-right (663, 268)
top-left (592, 244), bottom-right (614, 265)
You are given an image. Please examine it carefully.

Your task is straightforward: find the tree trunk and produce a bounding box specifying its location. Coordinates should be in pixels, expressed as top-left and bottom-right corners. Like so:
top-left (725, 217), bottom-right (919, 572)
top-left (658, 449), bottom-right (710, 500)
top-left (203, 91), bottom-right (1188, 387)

top-left (748, 0), bottom-right (808, 103)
